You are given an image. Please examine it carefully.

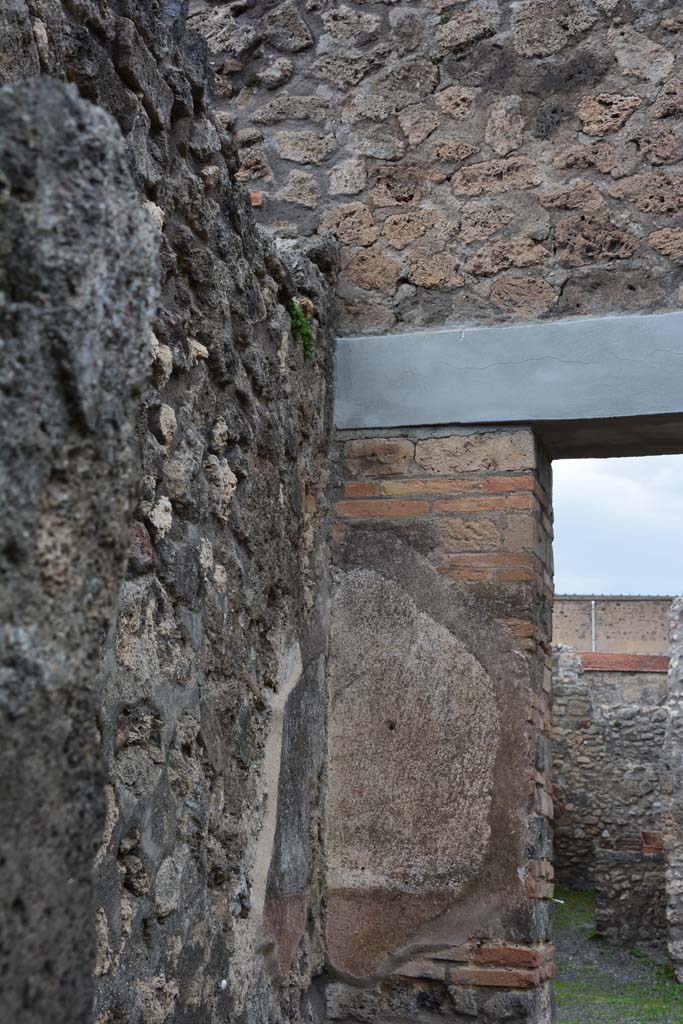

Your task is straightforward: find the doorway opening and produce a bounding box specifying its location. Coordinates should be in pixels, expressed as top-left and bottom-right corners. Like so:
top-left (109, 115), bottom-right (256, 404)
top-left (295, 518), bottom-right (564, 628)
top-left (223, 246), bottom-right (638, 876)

top-left (550, 454), bottom-right (683, 1024)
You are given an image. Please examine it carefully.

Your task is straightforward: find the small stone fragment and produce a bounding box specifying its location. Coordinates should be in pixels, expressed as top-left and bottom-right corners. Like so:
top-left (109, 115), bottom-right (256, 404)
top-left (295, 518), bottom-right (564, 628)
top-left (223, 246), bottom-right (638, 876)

top-left (152, 340), bottom-right (174, 389)
top-left (95, 908), bottom-right (112, 977)
top-left (149, 404), bottom-right (177, 446)
top-left (188, 338), bottom-right (209, 364)
top-left (261, 57), bottom-right (294, 89)
top-left (144, 496), bottom-right (173, 540)
top-left (209, 417), bottom-right (230, 454)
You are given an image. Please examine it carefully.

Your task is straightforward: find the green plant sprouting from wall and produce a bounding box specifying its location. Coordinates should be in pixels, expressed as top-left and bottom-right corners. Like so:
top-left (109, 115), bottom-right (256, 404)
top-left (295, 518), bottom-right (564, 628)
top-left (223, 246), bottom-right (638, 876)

top-left (288, 298), bottom-right (314, 362)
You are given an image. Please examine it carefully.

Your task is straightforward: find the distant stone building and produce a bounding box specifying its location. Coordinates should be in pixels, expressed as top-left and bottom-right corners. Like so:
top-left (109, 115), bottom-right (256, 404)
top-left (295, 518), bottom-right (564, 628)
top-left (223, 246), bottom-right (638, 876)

top-left (552, 597), bottom-right (672, 946)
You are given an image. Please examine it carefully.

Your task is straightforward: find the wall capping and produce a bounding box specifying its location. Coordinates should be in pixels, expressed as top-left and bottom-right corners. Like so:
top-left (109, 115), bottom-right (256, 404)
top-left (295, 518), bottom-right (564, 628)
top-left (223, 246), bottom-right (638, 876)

top-left (335, 312), bottom-right (683, 458)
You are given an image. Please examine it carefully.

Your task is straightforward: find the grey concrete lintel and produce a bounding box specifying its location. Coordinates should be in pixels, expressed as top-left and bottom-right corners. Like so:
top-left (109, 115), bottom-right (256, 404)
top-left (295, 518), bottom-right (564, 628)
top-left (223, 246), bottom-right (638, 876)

top-left (335, 312), bottom-right (683, 458)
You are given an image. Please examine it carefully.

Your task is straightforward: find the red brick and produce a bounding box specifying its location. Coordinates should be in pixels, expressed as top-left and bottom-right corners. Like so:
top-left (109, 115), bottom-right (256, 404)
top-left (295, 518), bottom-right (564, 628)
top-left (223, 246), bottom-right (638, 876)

top-left (440, 567), bottom-right (496, 583)
top-left (473, 945), bottom-right (545, 969)
top-left (580, 653), bottom-right (669, 673)
top-left (499, 568), bottom-right (537, 582)
top-left (505, 618), bottom-right (537, 638)
top-left (447, 966), bottom-right (541, 989)
top-left (524, 878), bottom-right (554, 899)
top-left (444, 552), bottom-right (538, 568)
top-left (343, 481), bottom-right (379, 498)
top-left (335, 499), bottom-right (429, 519)
top-left (505, 493), bottom-right (536, 510)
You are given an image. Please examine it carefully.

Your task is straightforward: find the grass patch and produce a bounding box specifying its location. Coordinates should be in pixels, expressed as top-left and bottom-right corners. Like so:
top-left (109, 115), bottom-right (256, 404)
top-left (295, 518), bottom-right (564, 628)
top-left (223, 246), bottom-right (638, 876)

top-left (555, 885), bottom-right (683, 1023)
top-left (556, 973), bottom-right (683, 1024)
top-left (554, 884), bottom-right (595, 936)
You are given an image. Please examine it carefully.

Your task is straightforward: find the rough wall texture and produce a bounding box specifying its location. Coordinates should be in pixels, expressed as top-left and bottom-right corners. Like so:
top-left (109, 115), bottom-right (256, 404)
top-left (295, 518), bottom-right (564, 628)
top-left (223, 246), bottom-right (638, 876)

top-left (0, 76), bottom-right (159, 1024)
top-left (0, 4), bottom-right (338, 1024)
top-left (198, 0), bottom-right (683, 334)
top-left (553, 595), bottom-right (673, 655)
top-left (664, 597), bottom-right (683, 981)
top-left (326, 428), bottom-right (555, 1023)
top-left (552, 645), bottom-right (668, 945)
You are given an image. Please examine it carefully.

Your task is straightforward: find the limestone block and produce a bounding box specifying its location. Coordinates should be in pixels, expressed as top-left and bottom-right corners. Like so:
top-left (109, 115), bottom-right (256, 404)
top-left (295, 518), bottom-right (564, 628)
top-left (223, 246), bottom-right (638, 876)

top-left (511, 0), bottom-right (596, 57)
top-left (555, 214), bottom-right (639, 267)
top-left (398, 105), bottom-right (440, 146)
top-left (321, 7), bottom-right (381, 42)
top-left (383, 209), bottom-right (437, 249)
top-left (648, 227), bottom-right (683, 263)
top-left (608, 25), bottom-right (674, 85)
top-left (345, 249), bottom-right (402, 294)
top-left (451, 156), bottom-right (542, 195)
top-left (491, 277), bottom-right (557, 318)
top-left (485, 97), bottom-right (525, 156)
top-left (329, 158), bottom-right (367, 196)
top-left (576, 93), bottom-right (641, 135)
top-left (262, 1), bottom-right (313, 53)
top-left (608, 172), bottom-right (683, 214)
top-left (321, 203), bottom-right (379, 246)
top-left (435, 3), bottom-right (499, 55)
top-left (276, 130), bottom-right (336, 164)
top-left (465, 238), bottom-right (548, 276)
top-left (415, 432), bottom-right (536, 474)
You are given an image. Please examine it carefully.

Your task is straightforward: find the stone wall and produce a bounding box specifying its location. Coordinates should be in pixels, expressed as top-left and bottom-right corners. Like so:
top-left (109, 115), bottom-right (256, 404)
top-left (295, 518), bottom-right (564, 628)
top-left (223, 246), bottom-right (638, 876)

top-left (552, 645), bottom-right (669, 945)
top-left (0, 5), bottom-right (338, 1024)
top-left (664, 596), bottom-right (683, 981)
top-left (554, 595), bottom-right (673, 654)
top-left (197, 0), bottom-right (683, 335)
top-left (594, 849), bottom-right (667, 946)
top-left (326, 427), bottom-right (555, 1023)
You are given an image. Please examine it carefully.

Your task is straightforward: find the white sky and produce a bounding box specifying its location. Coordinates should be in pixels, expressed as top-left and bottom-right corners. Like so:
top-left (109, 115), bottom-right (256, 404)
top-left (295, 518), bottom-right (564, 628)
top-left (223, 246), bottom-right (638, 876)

top-left (552, 454), bottom-right (683, 597)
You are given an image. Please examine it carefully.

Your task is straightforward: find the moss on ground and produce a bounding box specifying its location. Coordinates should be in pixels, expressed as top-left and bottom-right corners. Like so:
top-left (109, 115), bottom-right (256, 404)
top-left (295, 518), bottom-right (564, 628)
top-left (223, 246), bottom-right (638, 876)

top-left (555, 885), bottom-right (683, 1024)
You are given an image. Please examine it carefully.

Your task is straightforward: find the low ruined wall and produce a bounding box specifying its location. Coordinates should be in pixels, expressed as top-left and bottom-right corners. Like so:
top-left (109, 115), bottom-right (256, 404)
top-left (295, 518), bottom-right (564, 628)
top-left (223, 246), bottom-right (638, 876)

top-left (594, 850), bottom-right (667, 946)
top-left (665, 597), bottom-right (683, 981)
top-left (552, 645), bottom-right (668, 945)
top-left (196, 0), bottom-right (683, 335)
top-left (554, 596), bottom-right (673, 655)
top-left (0, 5), bottom-right (337, 1024)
